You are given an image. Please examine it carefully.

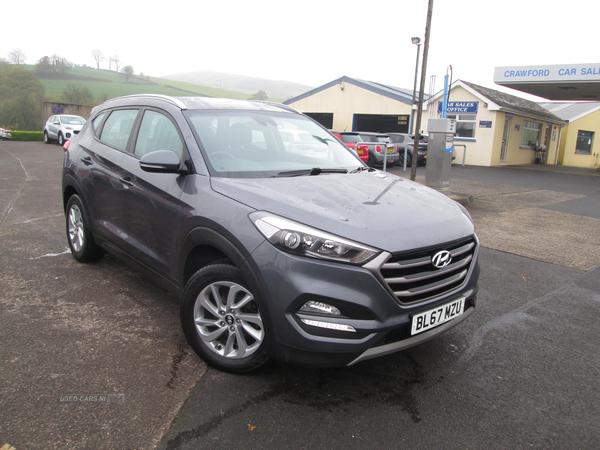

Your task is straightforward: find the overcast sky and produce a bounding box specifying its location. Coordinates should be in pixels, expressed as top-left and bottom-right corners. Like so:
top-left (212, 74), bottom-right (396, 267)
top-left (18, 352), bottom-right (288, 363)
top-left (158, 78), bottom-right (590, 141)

top-left (2, 0), bottom-right (598, 99)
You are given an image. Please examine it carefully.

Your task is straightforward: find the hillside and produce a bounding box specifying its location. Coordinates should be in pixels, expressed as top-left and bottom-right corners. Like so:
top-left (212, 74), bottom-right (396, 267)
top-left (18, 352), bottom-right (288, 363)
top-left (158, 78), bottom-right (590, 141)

top-left (161, 70), bottom-right (314, 101)
top-left (24, 65), bottom-right (255, 102)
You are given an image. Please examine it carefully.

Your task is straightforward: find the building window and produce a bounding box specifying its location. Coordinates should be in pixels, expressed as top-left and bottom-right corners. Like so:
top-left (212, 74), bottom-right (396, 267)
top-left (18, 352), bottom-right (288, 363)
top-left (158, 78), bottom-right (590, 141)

top-left (447, 114), bottom-right (476, 138)
top-left (521, 121), bottom-right (542, 148)
top-left (576, 130), bottom-right (593, 154)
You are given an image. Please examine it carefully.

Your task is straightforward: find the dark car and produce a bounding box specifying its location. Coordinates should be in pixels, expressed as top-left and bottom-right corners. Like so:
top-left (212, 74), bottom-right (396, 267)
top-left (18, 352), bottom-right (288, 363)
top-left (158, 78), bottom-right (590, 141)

top-left (387, 133), bottom-right (428, 166)
top-left (62, 94), bottom-right (479, 373)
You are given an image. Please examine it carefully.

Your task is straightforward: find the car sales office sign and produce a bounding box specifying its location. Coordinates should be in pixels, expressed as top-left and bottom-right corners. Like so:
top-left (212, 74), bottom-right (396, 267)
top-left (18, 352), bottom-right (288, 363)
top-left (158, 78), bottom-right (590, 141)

top-left (437, 101), bottom-right (479, 114)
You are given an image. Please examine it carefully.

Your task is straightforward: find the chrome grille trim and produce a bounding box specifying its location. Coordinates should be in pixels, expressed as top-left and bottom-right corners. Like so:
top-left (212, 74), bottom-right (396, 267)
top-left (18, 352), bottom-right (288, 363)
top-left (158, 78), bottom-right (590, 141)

top-left (386, 254), bottom-right (472, 284)
top-left (374, 236), bottom-right (478, 305)
top-left (394, 269), bottom-right (467, 297)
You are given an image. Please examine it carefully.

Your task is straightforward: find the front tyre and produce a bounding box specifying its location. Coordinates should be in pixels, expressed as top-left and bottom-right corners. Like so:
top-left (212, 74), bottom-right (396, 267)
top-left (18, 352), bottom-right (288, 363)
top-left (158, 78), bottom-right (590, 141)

top-left (181, 264), bottom-right (269, 373)
top-left (66, 195), bottom-right (104, 263)
top-left (58, 133), bottom-right (65, 146)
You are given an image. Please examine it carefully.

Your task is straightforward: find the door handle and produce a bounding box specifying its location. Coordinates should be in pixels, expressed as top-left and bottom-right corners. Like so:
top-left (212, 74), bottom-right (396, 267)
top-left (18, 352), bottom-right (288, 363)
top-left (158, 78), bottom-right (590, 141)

top-left (119, 177), bottom-right (134, 187)
top-left (80, 156), bottom-right (93, 166)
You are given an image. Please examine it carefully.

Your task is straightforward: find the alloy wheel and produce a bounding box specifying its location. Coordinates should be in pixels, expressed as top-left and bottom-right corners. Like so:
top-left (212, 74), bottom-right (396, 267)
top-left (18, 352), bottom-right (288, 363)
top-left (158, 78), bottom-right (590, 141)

top-left (193, 281), bottom-right (264, 359)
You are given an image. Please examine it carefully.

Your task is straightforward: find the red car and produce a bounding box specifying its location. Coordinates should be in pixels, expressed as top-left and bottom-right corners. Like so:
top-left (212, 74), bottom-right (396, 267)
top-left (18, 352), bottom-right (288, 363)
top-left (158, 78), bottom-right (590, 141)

top-left (330, 131), bottom-right (369, 162)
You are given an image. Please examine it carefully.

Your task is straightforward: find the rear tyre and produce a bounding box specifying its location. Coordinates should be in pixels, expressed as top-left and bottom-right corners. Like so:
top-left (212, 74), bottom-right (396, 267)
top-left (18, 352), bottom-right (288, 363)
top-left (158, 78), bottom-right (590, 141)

top-left (181, 263), bottom-right (269, 373)
top-left (367, 152), bottom-right (376, 168)
top-left (399, 152), bottom-right (412, 168)
top-left (66, 195), bottom-right (104, 263)
top-left (44, 131), bottom-right (51, 144)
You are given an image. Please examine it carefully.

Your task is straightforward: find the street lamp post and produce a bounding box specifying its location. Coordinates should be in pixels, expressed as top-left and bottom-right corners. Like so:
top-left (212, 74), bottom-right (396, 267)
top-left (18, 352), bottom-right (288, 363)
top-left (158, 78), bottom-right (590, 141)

top-left (409, 37), bottom-right (421, 135)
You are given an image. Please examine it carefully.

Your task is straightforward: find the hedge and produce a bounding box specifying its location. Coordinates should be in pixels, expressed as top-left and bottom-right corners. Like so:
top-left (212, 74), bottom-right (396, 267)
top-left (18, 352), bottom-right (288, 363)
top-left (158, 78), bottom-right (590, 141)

top-left (9, 131), bottom-right (44, 142)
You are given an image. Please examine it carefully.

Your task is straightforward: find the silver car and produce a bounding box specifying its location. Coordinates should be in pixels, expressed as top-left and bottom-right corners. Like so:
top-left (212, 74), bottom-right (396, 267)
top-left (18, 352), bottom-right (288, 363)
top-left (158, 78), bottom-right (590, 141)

top-left (44, 114), bottom-right (87, 145)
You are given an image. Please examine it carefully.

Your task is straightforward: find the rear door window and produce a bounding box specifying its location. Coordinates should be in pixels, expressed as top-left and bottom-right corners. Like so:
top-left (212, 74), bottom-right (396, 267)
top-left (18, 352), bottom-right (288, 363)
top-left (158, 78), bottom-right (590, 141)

top-left (99, 109), bottom-right (139, 151)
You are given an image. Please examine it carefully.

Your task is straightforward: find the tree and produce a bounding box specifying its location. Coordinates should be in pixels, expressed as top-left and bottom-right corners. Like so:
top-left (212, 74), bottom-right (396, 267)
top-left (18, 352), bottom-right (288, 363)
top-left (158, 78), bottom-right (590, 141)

top-left (121, 65), bottom-right (134, 82)
top-left (56, 57), bottom-right (72, 75)
top-left (60, 83), bottom-right (95, 105)
top-left (35, 56), bottom-right (52, 75)
top-left (91, 49), bottom-right (104, 69)
top-left (112, 55), bottom-right (121, 72)
top-left (7, 49), bottom-right (26, 65)
top-left (0, 64), bottom-right (45, 130)
top-left (250, 90), bottom-right (268, 100)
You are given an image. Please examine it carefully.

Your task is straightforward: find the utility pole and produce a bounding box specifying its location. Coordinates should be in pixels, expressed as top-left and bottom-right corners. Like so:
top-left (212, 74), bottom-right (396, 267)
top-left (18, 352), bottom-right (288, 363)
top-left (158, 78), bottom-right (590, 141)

top-left (411, 0), bottom-right (434, 182)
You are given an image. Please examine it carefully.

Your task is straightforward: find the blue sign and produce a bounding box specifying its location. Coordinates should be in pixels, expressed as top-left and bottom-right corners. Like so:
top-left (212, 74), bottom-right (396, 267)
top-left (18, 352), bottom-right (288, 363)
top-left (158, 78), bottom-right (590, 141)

top-left (52, 106), bottom-right (64, 114)
top-left (479, 121), bottom-right (492, 128)
top-left (438, 101), bottom-right (479, 114)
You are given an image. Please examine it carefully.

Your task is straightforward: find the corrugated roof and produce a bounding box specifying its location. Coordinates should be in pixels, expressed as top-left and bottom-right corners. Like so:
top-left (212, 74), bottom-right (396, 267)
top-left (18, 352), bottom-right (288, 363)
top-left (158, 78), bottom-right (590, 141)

top-left (537, 101), bottom-right (600, 122)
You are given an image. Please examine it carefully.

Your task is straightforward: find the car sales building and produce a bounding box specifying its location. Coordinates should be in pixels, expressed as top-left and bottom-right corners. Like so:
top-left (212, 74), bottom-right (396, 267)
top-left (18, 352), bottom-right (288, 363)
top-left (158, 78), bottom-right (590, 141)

top-left (285, 76), bottom-right (566, 167)
top-left (285, 66), bottom-right (600, 168)
top-left (420, 80), bottom-right (566, 166)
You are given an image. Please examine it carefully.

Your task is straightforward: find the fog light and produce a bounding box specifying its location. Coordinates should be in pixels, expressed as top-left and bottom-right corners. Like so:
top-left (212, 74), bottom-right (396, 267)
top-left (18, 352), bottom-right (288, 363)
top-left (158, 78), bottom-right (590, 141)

top-left (300, 301), bottom-right (340, 315)
top-left (300, 319), bottom-right (356, 332)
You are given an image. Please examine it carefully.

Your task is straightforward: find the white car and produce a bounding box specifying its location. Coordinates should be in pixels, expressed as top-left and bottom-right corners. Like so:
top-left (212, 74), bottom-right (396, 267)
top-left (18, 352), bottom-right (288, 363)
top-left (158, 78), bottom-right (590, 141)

top-left (44, 115), bottom-right (86, 145)
top-left (0, 127), bottom-right (11, 140)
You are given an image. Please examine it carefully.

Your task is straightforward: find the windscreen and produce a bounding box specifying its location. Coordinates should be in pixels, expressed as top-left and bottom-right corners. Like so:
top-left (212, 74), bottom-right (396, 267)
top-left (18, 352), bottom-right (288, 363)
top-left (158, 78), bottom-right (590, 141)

top-left (187, 110), bottom-right (362, 177)
top-left (60, 116), bottom-right (86, 125)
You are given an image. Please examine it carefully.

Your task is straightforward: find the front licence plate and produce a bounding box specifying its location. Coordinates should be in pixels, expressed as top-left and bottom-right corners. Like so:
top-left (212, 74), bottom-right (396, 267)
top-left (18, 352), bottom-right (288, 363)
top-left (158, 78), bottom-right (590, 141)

top-left (411, 298), bottom-right (464, 335)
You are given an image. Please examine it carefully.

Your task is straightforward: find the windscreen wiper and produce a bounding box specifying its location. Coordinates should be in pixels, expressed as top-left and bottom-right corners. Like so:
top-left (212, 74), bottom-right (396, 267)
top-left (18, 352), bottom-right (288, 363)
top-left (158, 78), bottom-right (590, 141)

top-left (274, 167), bottom-right (348, 177)
top-left (349, 166), bottom-right (376, 173)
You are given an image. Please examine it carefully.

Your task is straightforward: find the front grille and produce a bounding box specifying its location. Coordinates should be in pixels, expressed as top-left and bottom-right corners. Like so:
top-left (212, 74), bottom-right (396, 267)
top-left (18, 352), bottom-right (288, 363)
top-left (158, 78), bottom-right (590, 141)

top-left (379, 236), bottom-right (477, 304)
top-left (74, 130), bottom-right (80, 135)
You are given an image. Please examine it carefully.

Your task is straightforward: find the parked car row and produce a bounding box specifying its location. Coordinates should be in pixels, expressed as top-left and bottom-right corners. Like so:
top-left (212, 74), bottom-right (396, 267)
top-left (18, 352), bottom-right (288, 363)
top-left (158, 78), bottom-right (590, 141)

top-left (387, 133), bottom-right (429, 167)
top-left (44, 115), bottom-right (87, 145)
top-left (0, 127), bottom-right (11, 140)
top-left (331, 130), bottom-right (428, 168)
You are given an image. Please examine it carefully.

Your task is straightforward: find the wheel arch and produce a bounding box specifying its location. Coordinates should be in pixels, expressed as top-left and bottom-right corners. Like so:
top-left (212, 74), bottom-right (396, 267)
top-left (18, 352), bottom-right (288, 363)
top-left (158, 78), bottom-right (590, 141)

top-left (62, 174), bottom-right (84, 212)
top-left (179, 227), bottom-right (275, 354)
top-left (179, 227), bottom-right (253, 291)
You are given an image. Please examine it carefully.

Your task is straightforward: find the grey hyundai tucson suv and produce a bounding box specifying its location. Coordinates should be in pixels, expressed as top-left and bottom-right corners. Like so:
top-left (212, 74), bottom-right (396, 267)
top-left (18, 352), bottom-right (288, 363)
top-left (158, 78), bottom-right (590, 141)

top-left (62, 94), bottom-right (480, 373)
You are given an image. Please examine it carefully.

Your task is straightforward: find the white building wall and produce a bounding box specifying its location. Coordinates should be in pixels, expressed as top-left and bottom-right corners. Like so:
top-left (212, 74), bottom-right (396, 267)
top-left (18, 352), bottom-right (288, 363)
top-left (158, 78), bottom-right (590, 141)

top-left (288, 83), bottom-right (413, 131)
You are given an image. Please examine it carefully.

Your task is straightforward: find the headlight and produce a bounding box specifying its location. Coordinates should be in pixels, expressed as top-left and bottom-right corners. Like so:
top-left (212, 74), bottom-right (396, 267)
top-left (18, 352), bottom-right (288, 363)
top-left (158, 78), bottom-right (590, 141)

top-left (250, 212), bottom-right (379, 265)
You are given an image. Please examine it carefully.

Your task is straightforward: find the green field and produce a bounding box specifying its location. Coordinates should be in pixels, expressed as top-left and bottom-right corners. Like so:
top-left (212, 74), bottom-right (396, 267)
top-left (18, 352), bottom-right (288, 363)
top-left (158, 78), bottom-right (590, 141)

top-left (23, 65), bottom-right (256, 102)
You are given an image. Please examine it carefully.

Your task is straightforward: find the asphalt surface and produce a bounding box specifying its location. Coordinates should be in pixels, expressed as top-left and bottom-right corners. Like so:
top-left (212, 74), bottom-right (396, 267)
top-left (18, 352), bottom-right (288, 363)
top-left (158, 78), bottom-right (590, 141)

top-left (1, 142), bottom-right (599, 450)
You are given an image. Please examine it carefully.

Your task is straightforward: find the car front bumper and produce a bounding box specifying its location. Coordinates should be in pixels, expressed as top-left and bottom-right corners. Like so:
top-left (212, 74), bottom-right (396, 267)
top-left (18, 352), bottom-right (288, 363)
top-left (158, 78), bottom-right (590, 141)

top-left (246, 239), bottom-right (480, 368)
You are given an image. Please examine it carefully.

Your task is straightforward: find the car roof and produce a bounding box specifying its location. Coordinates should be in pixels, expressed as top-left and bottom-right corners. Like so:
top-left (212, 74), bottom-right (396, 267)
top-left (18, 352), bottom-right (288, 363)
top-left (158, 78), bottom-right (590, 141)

top-left (330, 130), bottom-right (359, 135)
top-left (99, 94), bottom-right (300, 114)
top-left (358, 131), bottom-right (389, 136)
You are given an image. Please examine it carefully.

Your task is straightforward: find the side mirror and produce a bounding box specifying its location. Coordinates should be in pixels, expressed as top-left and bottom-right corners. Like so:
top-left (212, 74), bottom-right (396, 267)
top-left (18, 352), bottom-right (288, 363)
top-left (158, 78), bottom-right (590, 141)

top-left (139, 150), bottom-right (188, 175)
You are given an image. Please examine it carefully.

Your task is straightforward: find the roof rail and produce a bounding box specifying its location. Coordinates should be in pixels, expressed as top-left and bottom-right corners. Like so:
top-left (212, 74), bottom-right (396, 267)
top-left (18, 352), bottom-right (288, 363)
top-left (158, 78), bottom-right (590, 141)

top-left (251, 100), bottom-right (300, 114)
top-left (105, 94), bottom-right (187, 109)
